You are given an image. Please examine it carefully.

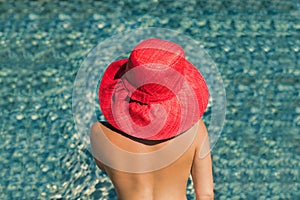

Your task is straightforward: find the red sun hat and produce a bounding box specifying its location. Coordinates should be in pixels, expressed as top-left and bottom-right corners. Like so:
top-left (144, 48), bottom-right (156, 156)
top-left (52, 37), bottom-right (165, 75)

top-left (99, 38), bottom-right (209, 141)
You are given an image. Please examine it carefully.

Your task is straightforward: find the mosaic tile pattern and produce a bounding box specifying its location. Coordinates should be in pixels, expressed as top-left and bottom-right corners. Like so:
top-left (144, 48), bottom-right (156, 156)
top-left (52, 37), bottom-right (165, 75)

top-left (0, 0), bottom-right (299, 199)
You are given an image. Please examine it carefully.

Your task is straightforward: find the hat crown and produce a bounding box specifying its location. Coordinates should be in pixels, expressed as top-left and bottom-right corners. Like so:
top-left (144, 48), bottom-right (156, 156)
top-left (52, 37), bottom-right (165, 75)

top-left (128, 38), bottom-right (185, 73)
top-left (123, 38), bottom-right (186, 103)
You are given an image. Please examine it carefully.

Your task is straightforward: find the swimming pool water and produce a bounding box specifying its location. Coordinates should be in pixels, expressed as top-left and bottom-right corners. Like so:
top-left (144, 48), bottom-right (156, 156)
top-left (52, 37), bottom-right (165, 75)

top-left (0, 0), bottom-right (299, 199)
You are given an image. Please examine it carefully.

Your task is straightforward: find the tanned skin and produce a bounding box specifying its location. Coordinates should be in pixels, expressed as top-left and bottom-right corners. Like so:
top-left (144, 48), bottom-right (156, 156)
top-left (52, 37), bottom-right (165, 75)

top-left (90, 119), bottom-right (214, 200)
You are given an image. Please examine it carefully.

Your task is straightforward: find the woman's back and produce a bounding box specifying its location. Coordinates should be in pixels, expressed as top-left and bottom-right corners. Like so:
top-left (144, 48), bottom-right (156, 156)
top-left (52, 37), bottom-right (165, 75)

top-left (90, 119), bottom-right (213, 200)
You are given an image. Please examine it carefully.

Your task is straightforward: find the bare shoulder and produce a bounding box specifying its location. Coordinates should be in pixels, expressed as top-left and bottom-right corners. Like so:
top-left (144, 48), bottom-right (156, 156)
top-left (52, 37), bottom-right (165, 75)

top-left (90, 121), bottom-right (102, 134)
top-left (90, 121), bottom-right (111, 138)
top-left (197, 119), bottom-right (208, 136)
top-left (194, 119), bottom-right (209, 149)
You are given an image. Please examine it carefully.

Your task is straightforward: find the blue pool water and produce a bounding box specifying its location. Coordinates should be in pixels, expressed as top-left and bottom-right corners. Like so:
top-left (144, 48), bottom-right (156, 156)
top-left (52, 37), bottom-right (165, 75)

top-left (0, 0), bottom-right (299, 199)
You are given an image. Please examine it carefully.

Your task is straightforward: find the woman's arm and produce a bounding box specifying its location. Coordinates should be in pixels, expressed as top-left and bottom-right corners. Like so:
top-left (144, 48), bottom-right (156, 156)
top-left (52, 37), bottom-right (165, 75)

top-left (90, 122), bottom-right (106, 172)
top-left (191, 120), bottom-right (214, 200)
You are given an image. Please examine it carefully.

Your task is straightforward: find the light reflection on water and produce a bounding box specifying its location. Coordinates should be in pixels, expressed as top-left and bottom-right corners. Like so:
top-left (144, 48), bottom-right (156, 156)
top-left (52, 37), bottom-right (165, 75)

top-left (0, 0), bottom-right (299, 199)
